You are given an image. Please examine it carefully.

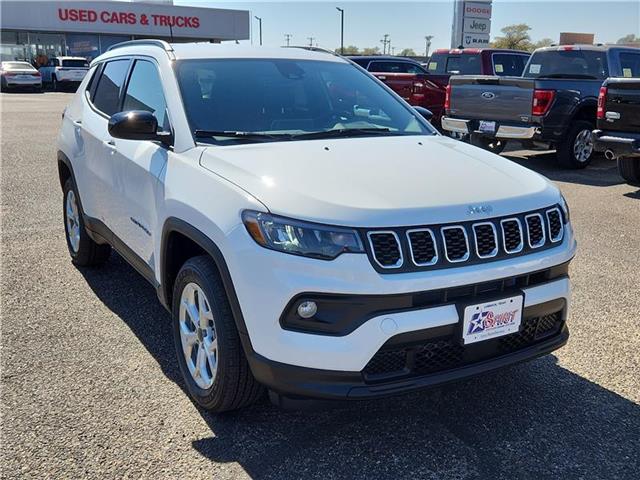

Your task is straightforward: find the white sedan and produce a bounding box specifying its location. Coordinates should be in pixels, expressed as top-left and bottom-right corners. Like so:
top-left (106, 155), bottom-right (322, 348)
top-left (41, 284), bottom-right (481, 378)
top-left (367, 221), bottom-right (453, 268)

top-left (0, 62), bottom-right (42, 92)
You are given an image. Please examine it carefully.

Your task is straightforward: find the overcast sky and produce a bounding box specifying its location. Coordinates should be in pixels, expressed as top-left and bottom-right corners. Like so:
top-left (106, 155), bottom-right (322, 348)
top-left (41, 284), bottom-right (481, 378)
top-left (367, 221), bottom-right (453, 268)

top-left (176, 0), bottom-right (639, 54)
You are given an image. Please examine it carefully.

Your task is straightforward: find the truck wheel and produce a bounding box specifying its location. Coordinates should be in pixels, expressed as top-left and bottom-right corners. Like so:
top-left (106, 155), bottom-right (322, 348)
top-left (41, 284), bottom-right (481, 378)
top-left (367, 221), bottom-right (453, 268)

top-left (172, 256), bottom-right (264, 412)
top-left (617, 157), bottom-right (640, 186)
top-left (63, 178), bottom-right (111, 266)
top-left (470, 134), bottom-right (506, 154)
top-left (557, 121), bottom-right (595, 169)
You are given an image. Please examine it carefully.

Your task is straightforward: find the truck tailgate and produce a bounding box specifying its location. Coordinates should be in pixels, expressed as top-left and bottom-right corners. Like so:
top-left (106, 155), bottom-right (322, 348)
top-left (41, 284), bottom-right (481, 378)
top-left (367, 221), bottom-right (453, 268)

top-left (371, 72), bottom-right (417, 100)
top-left (603, 79), bottom-right (640, 133)
top-left (448, 75), bottom-right (535, 123)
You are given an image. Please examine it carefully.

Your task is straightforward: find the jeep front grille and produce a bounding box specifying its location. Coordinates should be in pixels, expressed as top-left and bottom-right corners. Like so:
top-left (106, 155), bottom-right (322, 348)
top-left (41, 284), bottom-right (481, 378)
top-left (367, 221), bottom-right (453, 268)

top-left (365, 204), bottom-right (566, 273)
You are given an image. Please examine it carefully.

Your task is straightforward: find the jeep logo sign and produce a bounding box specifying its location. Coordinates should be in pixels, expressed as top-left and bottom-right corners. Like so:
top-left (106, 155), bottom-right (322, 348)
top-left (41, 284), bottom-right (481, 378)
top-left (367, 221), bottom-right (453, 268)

top-left (463, 17), bottom-right (491, 34)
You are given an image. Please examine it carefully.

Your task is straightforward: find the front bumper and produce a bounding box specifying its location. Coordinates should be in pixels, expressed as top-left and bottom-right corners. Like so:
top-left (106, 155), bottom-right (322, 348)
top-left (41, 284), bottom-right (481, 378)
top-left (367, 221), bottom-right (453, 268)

top-left (593, 129), bottom-right (640, 158)
top-left (441, 116), bottom-right (539, 140)
top-left (248, 297), bottom-right (569, 401)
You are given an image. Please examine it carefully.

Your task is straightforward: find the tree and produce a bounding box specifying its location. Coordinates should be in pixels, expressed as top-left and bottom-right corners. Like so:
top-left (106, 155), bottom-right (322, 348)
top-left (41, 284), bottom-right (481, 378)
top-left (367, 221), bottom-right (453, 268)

top-left (533, 38), bottom-right (554, 49)
top-left (617, 34), bottom-right (640, 45)
top-left (338, 45), bottom-right (360, 55)
top-left (491, 23), bottom-right (533, 51)
top-left (361, 47), bottom-right (381, 55)
top-left (399, 48), bottom-right (417, 57)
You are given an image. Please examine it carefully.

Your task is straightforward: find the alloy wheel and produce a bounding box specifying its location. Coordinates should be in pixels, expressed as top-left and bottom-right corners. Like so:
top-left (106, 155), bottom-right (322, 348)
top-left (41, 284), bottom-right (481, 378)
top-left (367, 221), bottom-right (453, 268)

top-left (65, 189), bottom-right (81, 253)
top-left (573, 129), bottom-right (594, 163)
top-left (179, 282), bottom-right (218, 389)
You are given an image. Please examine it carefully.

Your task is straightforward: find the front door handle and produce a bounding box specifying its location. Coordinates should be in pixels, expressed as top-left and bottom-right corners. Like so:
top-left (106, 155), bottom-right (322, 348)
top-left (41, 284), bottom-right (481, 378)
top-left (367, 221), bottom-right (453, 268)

top-left (72, 120), bottom-right (82, 127)
top-left (103, 139), bottom-right (116, 149)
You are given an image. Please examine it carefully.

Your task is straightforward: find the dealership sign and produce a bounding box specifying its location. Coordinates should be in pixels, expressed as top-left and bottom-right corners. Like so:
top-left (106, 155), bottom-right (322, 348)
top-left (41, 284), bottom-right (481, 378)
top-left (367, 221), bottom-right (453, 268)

top-left (451, 0), bottom-right (493, 48)
top-left (0, 0), bottom-right (249, 40)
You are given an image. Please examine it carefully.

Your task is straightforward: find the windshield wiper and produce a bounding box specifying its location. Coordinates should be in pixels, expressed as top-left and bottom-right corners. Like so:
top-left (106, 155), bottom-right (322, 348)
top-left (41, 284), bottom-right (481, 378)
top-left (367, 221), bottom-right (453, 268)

top-left (194, 130), bottom-right (292, 141)
top-left (535, 74), bottom-right (599, 80)
top-left (291, 127), bottom-right (395, 140)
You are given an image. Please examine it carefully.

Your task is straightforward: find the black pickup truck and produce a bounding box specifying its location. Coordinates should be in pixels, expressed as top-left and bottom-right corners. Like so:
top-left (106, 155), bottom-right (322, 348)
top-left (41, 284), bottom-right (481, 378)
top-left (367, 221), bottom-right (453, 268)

top-left (593, 77), bottom-right (640, 185)
top-left (442, 45), bottom-right (640, 168)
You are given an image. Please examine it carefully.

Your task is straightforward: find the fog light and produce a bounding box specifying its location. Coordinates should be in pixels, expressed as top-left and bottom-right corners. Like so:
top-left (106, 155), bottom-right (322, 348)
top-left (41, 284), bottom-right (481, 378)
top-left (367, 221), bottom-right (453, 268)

top-left (297, 301), bottom-right (317, 319)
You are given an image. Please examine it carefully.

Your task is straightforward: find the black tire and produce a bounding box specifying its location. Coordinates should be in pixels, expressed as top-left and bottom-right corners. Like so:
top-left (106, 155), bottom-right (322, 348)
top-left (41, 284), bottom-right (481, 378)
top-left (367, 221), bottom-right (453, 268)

top-left (617, 157), bottom-right (640, 186)
top-left (52, 75), bottom-right (58, 91)
top-left (172, 256), bottom-right (264, 412)
top-left (557, 120), bottom-right (595, 169)
top-left (62, 178), bottom-right (111, 266)
top-left (470, 134), bottom-right (506, 154)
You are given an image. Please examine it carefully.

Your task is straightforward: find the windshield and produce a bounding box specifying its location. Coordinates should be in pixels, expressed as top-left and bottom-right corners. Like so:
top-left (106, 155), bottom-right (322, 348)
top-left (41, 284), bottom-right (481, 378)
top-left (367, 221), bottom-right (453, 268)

top-left (175, 58), bottom-right (434, 144)
top-left (62, 59), bottom-right (89, 68)
top-left (524, 50), bottom-right (608, 79)
top-left (2, 62), bottom-right (35, 71)
top-left (427, 53), bottom-right (481, 75)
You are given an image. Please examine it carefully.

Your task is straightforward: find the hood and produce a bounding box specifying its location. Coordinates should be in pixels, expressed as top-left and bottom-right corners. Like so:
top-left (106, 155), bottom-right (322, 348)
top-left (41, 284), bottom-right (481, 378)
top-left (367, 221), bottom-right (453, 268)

top-left (199, 135), bottom-right (560, 227)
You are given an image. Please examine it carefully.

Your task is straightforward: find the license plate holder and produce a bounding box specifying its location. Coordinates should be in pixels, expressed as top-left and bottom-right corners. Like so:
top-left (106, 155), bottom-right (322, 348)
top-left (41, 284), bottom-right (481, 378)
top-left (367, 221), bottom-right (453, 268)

top-left (478, 120), bottom-right (496, 134)
top-left (462, 295), bottom-right (523, 345)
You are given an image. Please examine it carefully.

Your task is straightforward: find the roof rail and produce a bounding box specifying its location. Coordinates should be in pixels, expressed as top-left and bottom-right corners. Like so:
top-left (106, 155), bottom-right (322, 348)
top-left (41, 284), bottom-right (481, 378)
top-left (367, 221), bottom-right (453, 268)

top-left (106, 39), bottom-right (175, 59)
top-left (283, 45), bottom-right (341, 57)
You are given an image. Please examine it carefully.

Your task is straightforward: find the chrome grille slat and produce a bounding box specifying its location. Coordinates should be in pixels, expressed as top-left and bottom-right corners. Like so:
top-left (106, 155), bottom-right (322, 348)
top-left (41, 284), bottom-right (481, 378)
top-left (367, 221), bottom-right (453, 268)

top-left (367, 231), bottom-right (403, 269)
top-left (472, 222), bottom-right (498, 258)
top-left (525, 213), bottom-right (545, 248)
top-left (546, 208), bottom-right (564, 243)
top-left (441, 226), bottom-right (470, 263)
top-left (406, 229), bottom-right (438, 266)
top-left (500, 218), bottom-right (524, 254)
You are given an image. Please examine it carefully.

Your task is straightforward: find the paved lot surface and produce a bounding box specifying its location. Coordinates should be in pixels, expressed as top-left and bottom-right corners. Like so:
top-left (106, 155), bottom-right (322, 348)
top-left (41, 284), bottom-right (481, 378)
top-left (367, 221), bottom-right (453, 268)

top-left (2, 92), bottom-right (639, 479)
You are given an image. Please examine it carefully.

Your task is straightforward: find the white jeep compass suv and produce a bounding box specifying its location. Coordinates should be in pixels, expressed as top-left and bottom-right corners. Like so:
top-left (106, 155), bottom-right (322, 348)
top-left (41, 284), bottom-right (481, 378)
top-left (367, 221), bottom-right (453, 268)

top-left (58, 41), bottom-right (576, 411)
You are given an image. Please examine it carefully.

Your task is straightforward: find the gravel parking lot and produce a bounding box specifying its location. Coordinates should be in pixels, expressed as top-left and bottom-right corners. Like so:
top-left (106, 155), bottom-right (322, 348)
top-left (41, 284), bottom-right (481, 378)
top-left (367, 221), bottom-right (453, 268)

top-left (2, 92), bottom-right (639, 479)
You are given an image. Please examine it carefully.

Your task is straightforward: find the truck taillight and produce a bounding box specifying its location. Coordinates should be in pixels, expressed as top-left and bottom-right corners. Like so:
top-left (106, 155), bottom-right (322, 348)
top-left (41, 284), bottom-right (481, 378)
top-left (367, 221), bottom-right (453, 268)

top-left (597, 86), bottom-right (608, 119)
top-left (444, 84), bottom-right (452, 111)
top-left (532, 89), bottom-right (555, 116)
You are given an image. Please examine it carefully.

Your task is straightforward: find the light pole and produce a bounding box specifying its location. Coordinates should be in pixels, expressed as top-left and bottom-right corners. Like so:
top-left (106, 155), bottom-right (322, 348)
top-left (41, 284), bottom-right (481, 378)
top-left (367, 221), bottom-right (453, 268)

top-left (284, 33), bottom-right (292, 47)
top-left (254, 16), bottom-right (262, 46)
top-left (307, 36), bottom-right (316, 47)
top-left (424, 35), bottom-right (434, 58)
top-left (336, 7), bottom-right (344, 55)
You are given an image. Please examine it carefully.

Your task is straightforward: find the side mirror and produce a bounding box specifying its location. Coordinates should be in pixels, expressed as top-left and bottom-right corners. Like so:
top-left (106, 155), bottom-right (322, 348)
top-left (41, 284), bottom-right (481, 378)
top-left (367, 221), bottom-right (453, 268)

top-left (414, 106), bottom-right (434, 122)
top-left (108, 110), bottom-right (171, 144)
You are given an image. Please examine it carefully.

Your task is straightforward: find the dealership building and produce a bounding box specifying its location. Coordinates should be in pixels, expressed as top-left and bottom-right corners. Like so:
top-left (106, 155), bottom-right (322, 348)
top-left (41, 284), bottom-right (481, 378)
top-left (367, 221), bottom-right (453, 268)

top-left (0, 0), bottom-right (250, 65)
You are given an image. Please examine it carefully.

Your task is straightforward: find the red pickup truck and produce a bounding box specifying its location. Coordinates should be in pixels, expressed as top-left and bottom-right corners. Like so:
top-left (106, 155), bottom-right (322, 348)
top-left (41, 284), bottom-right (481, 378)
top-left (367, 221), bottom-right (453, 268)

top-left (348, 56), bottom-right (446, 126)
top-left (426, 48), bottom-right (531, 88)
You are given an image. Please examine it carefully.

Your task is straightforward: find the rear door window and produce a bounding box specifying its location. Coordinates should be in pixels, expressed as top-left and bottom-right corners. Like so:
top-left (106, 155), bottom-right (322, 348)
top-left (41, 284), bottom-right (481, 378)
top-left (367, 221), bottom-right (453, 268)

top-left (91, 59), bottom-right (130, 116)
top-left (426, 53), bottom-right (446, 73)
top-left (122, 60), bottom-right (170, 131)
top-left (492, 54), bottom-right (529, 76)
top-left (445, 54), bottom-right (481, 74)
top-left (619, 52), bottom-right (640, 78)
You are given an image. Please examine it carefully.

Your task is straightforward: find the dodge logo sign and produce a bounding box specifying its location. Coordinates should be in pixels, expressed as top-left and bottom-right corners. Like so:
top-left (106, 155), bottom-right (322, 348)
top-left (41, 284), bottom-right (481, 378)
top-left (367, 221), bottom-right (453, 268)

top-left (481, 92), bottom-right (496, 100)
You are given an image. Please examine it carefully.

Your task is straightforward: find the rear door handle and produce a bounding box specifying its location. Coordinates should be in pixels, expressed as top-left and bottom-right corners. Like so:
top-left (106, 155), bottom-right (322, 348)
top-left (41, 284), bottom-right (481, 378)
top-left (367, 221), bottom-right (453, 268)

top-left (72, 120), bottom-right (82, 127)
top-left (103, 139), bottom-right (116, 149)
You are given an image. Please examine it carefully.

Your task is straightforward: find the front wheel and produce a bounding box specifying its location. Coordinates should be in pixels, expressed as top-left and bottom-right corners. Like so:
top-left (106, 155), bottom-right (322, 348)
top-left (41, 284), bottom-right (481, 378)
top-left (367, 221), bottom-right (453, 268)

top-left (172, 256), bottom-right (264, 412)
top-left (557, 121), bottom-right (595, 169)
top-left (617, 157), bottom-right (640, 186)
top-left (470, 134), bottom-right (506, 154)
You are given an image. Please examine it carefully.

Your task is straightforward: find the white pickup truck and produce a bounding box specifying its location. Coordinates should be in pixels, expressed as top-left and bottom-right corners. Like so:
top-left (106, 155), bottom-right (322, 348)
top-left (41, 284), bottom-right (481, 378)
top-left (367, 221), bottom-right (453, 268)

top-left (39, 56), bottom-right (89, 90)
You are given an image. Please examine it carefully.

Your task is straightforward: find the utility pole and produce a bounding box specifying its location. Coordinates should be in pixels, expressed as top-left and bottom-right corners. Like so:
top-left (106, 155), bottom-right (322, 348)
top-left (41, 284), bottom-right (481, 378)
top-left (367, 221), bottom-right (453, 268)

top-left (424, 35), bottom-right (434, 58)
top-left (391, 46), bottom-right (396, 56)
top-left (284, 33), bottom-right (292, 47)
top-left (336, 7), bottom-right (344, 55)
top-left (307, 36), bottom-right (316, 47)
top-left (380, 34), bottom-right (390, 54)
top-left (254, 16), bottom-right (262, 46)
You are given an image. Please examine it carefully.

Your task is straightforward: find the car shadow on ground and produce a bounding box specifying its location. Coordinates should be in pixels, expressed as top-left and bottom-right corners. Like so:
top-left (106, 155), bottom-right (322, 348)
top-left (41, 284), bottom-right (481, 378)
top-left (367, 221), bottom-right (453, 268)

top-left (502, 149), bottom-right (625, 188)
top-left (80, 254), bottom-right (640, 479)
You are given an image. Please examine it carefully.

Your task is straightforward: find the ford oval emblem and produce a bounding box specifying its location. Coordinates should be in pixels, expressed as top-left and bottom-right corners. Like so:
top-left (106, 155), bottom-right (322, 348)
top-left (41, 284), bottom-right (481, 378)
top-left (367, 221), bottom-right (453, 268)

top-left (481, 92), bottom-right (496, 100)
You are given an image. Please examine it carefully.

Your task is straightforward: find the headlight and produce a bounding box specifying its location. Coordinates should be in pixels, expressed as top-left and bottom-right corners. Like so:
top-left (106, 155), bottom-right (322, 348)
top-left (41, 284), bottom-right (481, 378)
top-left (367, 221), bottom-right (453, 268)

top-left (559, 194), bottom-right (570, 223)
top-left (242, 211), bottom-right (364, 260)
